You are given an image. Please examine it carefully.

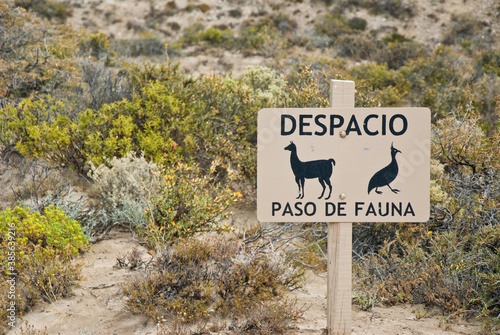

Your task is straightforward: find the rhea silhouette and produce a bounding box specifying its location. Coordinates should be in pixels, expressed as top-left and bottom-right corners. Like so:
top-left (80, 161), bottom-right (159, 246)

top-left (368, 143), bottom-right (402, 195)
top-left (284, 142), bottom-right (336, 200)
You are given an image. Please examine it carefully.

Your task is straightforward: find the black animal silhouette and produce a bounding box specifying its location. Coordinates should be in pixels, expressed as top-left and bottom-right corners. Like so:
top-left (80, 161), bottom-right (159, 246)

top-left (284, 142), bottom-right (336, 200)
top-left (368, 143), bottom-right (402, 195)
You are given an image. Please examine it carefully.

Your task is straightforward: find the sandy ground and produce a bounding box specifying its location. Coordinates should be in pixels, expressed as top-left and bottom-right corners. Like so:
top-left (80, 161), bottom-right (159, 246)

top-left (7, 225), bottom-right (482, 335)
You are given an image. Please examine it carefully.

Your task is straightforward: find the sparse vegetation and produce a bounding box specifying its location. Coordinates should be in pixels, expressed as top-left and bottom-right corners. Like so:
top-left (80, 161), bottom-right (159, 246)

top-left (121, 235), bottom-right (303, 332)
top-left (1, 0), bottom-right (499, 333)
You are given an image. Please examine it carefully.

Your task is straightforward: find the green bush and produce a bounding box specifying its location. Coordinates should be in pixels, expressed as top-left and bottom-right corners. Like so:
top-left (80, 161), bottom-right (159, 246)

top-left (0, 62), bottom-right (288, 179)
top-left (336, 34), bottom-right (379, 60)
top-left (314, 13), bottom-right (351, 38)
top-left (376, 34), bottom-right (430, 69)
top-left (443, 14), bottom-right (486, 45)
top-left (0, 99), bottom-right (86, 171)
top-left (239, 24), bottom-right (287, 56)
top-left (0, 206), bottom-right (88, 333)
top-left (478, 50), bottom-right (500, 77)
top-left (181, 26), bottom-right (235, 46)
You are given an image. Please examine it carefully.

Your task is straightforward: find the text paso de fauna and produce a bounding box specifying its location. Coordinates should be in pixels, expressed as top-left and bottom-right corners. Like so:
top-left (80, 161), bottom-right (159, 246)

top-left (281, 114), bottom-right (408, 136)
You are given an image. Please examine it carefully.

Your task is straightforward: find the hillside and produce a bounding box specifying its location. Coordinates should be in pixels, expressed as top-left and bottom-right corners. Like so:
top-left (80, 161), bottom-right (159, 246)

top-left (64, 0), bottom-right (500, 75)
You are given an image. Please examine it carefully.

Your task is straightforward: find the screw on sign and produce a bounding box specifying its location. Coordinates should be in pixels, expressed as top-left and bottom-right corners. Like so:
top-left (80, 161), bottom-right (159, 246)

top-left (257, 80), bottom-right (430, 334)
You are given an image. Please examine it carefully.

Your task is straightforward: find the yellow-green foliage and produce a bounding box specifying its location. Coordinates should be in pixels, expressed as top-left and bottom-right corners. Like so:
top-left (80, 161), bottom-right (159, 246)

top-left (0, 207), bottom-right (88, 332)
top-left (0, 99), bottom-right (78, 164)
top-left (143, 162), bottom-right (239, 246)
top-left (0, 206), bottom-right (88, 256)
top-left (182, 26), bottom-right (235, 46)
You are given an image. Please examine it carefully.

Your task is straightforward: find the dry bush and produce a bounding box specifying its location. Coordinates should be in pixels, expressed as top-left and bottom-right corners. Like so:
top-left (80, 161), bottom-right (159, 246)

top-left (89, 152), bottom-right (159, 212)
top-left (442, 14), bottom-right (488, 45)
top-left (86, 152), bottom-right (158, 235)
top-left (243, 222), bottom-right (328, 272)
top-left (14, 0), bottom-right (72, 21)
top-left (110, 37), bottom-right (166, 58)
top-left (0, 4), bottom-right (79, 105)
top-left (353, 114), bottom-right (499, 332)
top-left (78, 59), bottom-right (132, 111)
top-left (121, 235), bottom-right (303, 332)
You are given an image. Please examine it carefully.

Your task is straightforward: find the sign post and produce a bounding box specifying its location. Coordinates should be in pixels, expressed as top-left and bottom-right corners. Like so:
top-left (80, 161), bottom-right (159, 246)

top-left (328, 80), bottom-right (354, 335)
top-left (257, 80), bottom-right (430, 334)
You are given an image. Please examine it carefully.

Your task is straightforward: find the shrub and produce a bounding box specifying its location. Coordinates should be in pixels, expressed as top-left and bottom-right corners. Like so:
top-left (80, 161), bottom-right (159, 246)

top-left (9, 159), bottom-right (74, 211)
top-left (86, 152), bottom-right (159, 234)
top-left (431, 115), bottom-right (500, 232)
top-left (79, 33), bottom-right (115, 66)
top-left (336, 34), bottom-right (379, 60)
top-left (443, 14), bottom-right (486, 45)
top-left (354, 225), bottom-right (500, 333)
top-left (347, 17), bottom-right (367, 31)
top-left (361, 0), bottom-right (415, 18)
top-left (0, 98), bottom-right (88, 173)
top-left (181, 26), bottom-right (235, 46)
top-left (284, 65), bottom-right (329, 108)
top-left (78, 59), bottom-right (133, 111)
top-left (122, 235), bottom-right (303, 330)
top-left (89, 152), bottom-right (159, 212)
top-left (14, 0), bottom-right (72, 21)
top-left (314, 13), bottom-right (351, 39)
top-left (350, 63), bottom-right (409, 106)
top-left (111, 36), bottom-right (166, 57)
top-left (0, 206), bottom-right (88, 333)
top-left (398, 46), bottom-right (474, 119)
top-left (353, 113), bottom-right (499, 332)
top-left (197, 27), bottom-right (235, 45)
top-left (376, 35), bottom-right (430, 69)
top-left (239, 25), bottom-right (287, 56)
top-left (142, 162), bottom-right (239, 246)
top-left (478, 50), bottom-right (500, 77)
top-left (0, 4), bottom-right (79, 105)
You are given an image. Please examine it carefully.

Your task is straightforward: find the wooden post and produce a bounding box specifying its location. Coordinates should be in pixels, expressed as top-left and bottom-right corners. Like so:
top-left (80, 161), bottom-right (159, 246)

top-left (327, 80), bottom-right (354, 335)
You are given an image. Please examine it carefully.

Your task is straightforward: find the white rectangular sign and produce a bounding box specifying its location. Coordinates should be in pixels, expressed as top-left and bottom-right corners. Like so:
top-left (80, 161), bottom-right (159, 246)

top-left (257, 107), bottom-right (430, 222)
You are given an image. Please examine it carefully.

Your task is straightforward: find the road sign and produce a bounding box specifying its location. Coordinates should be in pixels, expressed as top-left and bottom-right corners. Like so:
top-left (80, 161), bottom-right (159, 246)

top-left (257, 107), bottom-right (430, 222)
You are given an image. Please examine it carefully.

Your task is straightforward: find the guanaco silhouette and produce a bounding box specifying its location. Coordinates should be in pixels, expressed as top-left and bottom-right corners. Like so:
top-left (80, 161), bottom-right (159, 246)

top-left (284, 141), bottom-right (336, 200)
top-left (368, 142), bottom-right (401, 195)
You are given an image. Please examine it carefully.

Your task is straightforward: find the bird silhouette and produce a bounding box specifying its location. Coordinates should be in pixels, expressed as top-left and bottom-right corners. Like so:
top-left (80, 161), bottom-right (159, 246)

top-left (368, 143), bottom-right (401, 195)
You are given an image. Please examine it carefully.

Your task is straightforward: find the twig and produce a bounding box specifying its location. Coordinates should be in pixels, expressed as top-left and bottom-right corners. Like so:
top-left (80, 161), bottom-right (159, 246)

top-left (83, 283), bottom-right (116, 290)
